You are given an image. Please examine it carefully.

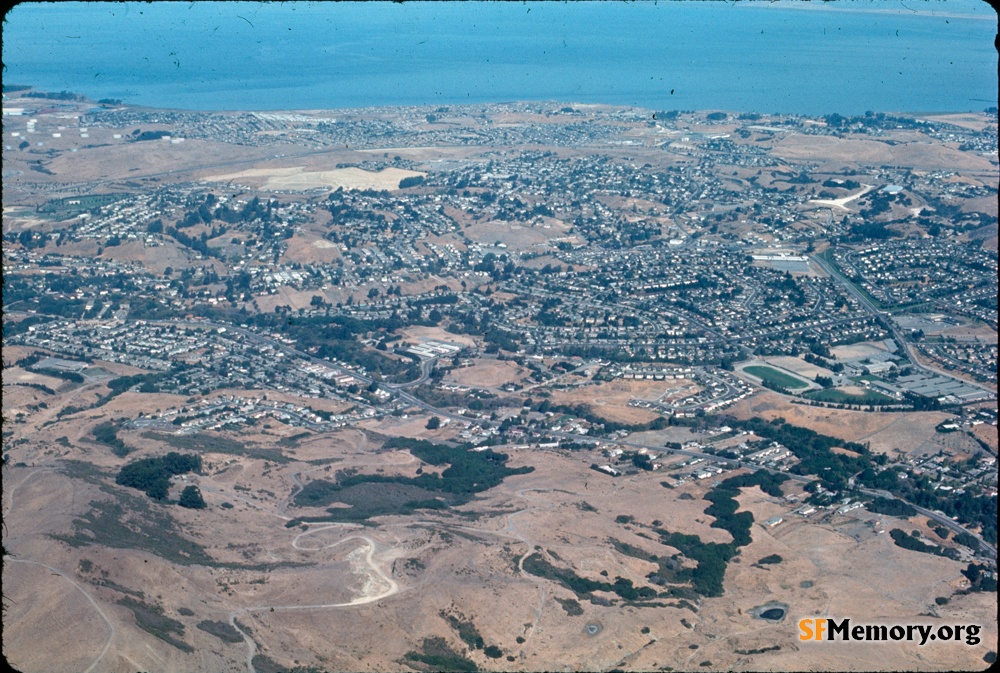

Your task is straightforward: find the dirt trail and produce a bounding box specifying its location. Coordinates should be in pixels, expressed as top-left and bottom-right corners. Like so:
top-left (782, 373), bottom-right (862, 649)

top-left (412, 487), bottom-right (563, 639)
top-left (275, 465), bottom-right (326, 516)
top-left (23, 379), bottom-right (106, 427)
top-left (2, 468), bottom-right (51, 517)
top-left (4, 557), bottom-right (117, 673)
top-left (228, 611), bottom-right (257, 673)
top-left (244, 526), bottom-right (399, 611)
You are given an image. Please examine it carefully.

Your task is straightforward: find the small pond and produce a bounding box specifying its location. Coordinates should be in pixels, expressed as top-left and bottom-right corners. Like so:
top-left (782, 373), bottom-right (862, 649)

top-left (749, 602), bottom-right (789, 623)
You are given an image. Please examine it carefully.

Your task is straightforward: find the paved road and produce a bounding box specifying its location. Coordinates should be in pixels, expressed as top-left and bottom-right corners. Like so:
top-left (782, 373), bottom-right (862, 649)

top-left (542, 429), bottom-right (997, 561)
top-left (855, 486), bottom-right (997, 559)
top-left (390, 356), bottom-right (437, 390)
top-left (25, 315), bottom-right (993, 562)
top-left (810, 253), bottom-right (994, 395)
top-left (149, 317), bottom-right (996, 561)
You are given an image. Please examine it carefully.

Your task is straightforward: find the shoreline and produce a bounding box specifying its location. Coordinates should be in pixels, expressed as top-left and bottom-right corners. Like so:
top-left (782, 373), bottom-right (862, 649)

top-left (4, 88), bottom-right (996, 119)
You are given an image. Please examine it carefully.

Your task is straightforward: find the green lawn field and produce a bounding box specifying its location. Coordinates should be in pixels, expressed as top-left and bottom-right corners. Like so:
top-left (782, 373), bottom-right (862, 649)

top-left (743, 365), bottom-right (810, 390)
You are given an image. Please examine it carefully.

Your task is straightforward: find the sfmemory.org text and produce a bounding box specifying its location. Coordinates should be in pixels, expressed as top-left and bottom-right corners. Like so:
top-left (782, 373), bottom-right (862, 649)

top-left (799, 618), bottom-right (981, 646)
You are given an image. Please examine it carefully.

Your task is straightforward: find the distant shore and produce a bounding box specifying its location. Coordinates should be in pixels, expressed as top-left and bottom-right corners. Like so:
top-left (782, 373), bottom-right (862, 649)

top-left (3, 86), bottom-right (996, 119)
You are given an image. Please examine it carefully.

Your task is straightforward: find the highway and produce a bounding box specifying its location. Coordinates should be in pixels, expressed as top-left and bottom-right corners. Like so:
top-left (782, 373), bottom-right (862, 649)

top-left (545, 428), bottom-right (997, 561)
top-left (390, 356), bottom-right (437, 390)
top-left (853, 487), bottom-right (997, 559)
top-left (810, 253), bottom-right (995, 395)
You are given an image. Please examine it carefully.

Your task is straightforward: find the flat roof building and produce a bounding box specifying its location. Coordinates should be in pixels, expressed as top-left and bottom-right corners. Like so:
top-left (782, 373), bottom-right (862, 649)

top-left (33, 357), bottom-right (88, 373)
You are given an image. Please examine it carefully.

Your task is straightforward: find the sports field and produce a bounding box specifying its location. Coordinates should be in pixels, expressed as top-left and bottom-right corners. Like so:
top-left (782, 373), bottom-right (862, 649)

top-left (743, 365), bottom-right (809, 390)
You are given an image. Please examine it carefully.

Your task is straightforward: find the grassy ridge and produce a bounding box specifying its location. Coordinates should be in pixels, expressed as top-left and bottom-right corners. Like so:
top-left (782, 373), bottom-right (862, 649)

top-left (803, 388), bottom-right (896, 405)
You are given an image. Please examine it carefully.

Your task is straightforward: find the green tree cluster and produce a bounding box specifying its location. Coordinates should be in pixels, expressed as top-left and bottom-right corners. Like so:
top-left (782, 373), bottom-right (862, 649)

top-left (653, 471), bottom-right (787, 596)
top-left (730, 417), bottom-right (869, 490)
top-left (888, 529), bottom-right (960, 561)
top-left (962, 563), bottom-right (998, 593)
top-left (293, 438), bottom-right (533, 510)
top-left (403, 637), bottom-right (479, 672)
top-left (178, 485), bottom-right (207, 509)
top-left (521, 552), bottom-right (656, 602)
top-left (864, 497), bottom-right (916, 517)
top-left (116, 452), bottom-right (202, 501)
top-left (93, 422), bottom-right (130, 457)
top-left (399, 175), bottom-right (425, 189)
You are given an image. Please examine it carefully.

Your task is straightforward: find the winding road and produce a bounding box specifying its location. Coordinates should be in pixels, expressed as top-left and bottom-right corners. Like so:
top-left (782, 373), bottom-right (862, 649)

top-left (269, 526), bottom-right (400, 609)
top-left (221, 524), bottom-right (402, 673)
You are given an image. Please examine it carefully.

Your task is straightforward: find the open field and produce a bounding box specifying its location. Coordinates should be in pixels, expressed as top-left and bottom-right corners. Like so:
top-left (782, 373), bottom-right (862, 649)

top-left (970, 423), bottom-right (998, 451)
top-left (2, 345), bottom-right (47, 364)
top-left (356, 414), bottom-right (464, 443)
top-left (922, 113), bottom-right (995, 132)
top-left (463, 218), bottom-right (572, 252)
top-left (4, 434), bottom-right (994, 673)
top-left (39, 138), bottom-right (281, 183)
top-left (279, 233), bottom-right (343, 265)
top-left (549, 378), bottom-right (690, 425)
top-left (807, 184), bottom-right (876, 211)
top-left (829, 341), bottom-right (892, 361)
top-left (726, 390), bottom-right (960, 456)
top-left (252, 284), bottom-right (337, 312)
top-left (3, 559), bottom-right (122, 673)
top-left (214, 388), bottom-right (353, 415)
top-left (396, 326), bottom-right (479, 349)
top-left (446, 360), bottom-right (528, 389)
top-left (771, 133), bottom-right (997, 172)
top-left (803, 386), bottom-right (898, 405)
top-left (937, 323), bottom-right (999, 342)
top-left (203, 166), bottom-right (424, 191)
top-left (3, 365), bottom-right (67, 389)
top-left (37, 192), bottom-right (129, 219)
top-left (764, 355), bottom-right (837, 379)
top-left (2, 206), bottom-right (51, 230)
top-left (99, 238), bottom-right (193, 275)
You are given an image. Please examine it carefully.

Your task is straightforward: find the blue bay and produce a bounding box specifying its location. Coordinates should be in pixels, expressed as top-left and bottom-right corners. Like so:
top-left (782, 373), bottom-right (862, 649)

top-left (3, 1), bottom-right (996, 114)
